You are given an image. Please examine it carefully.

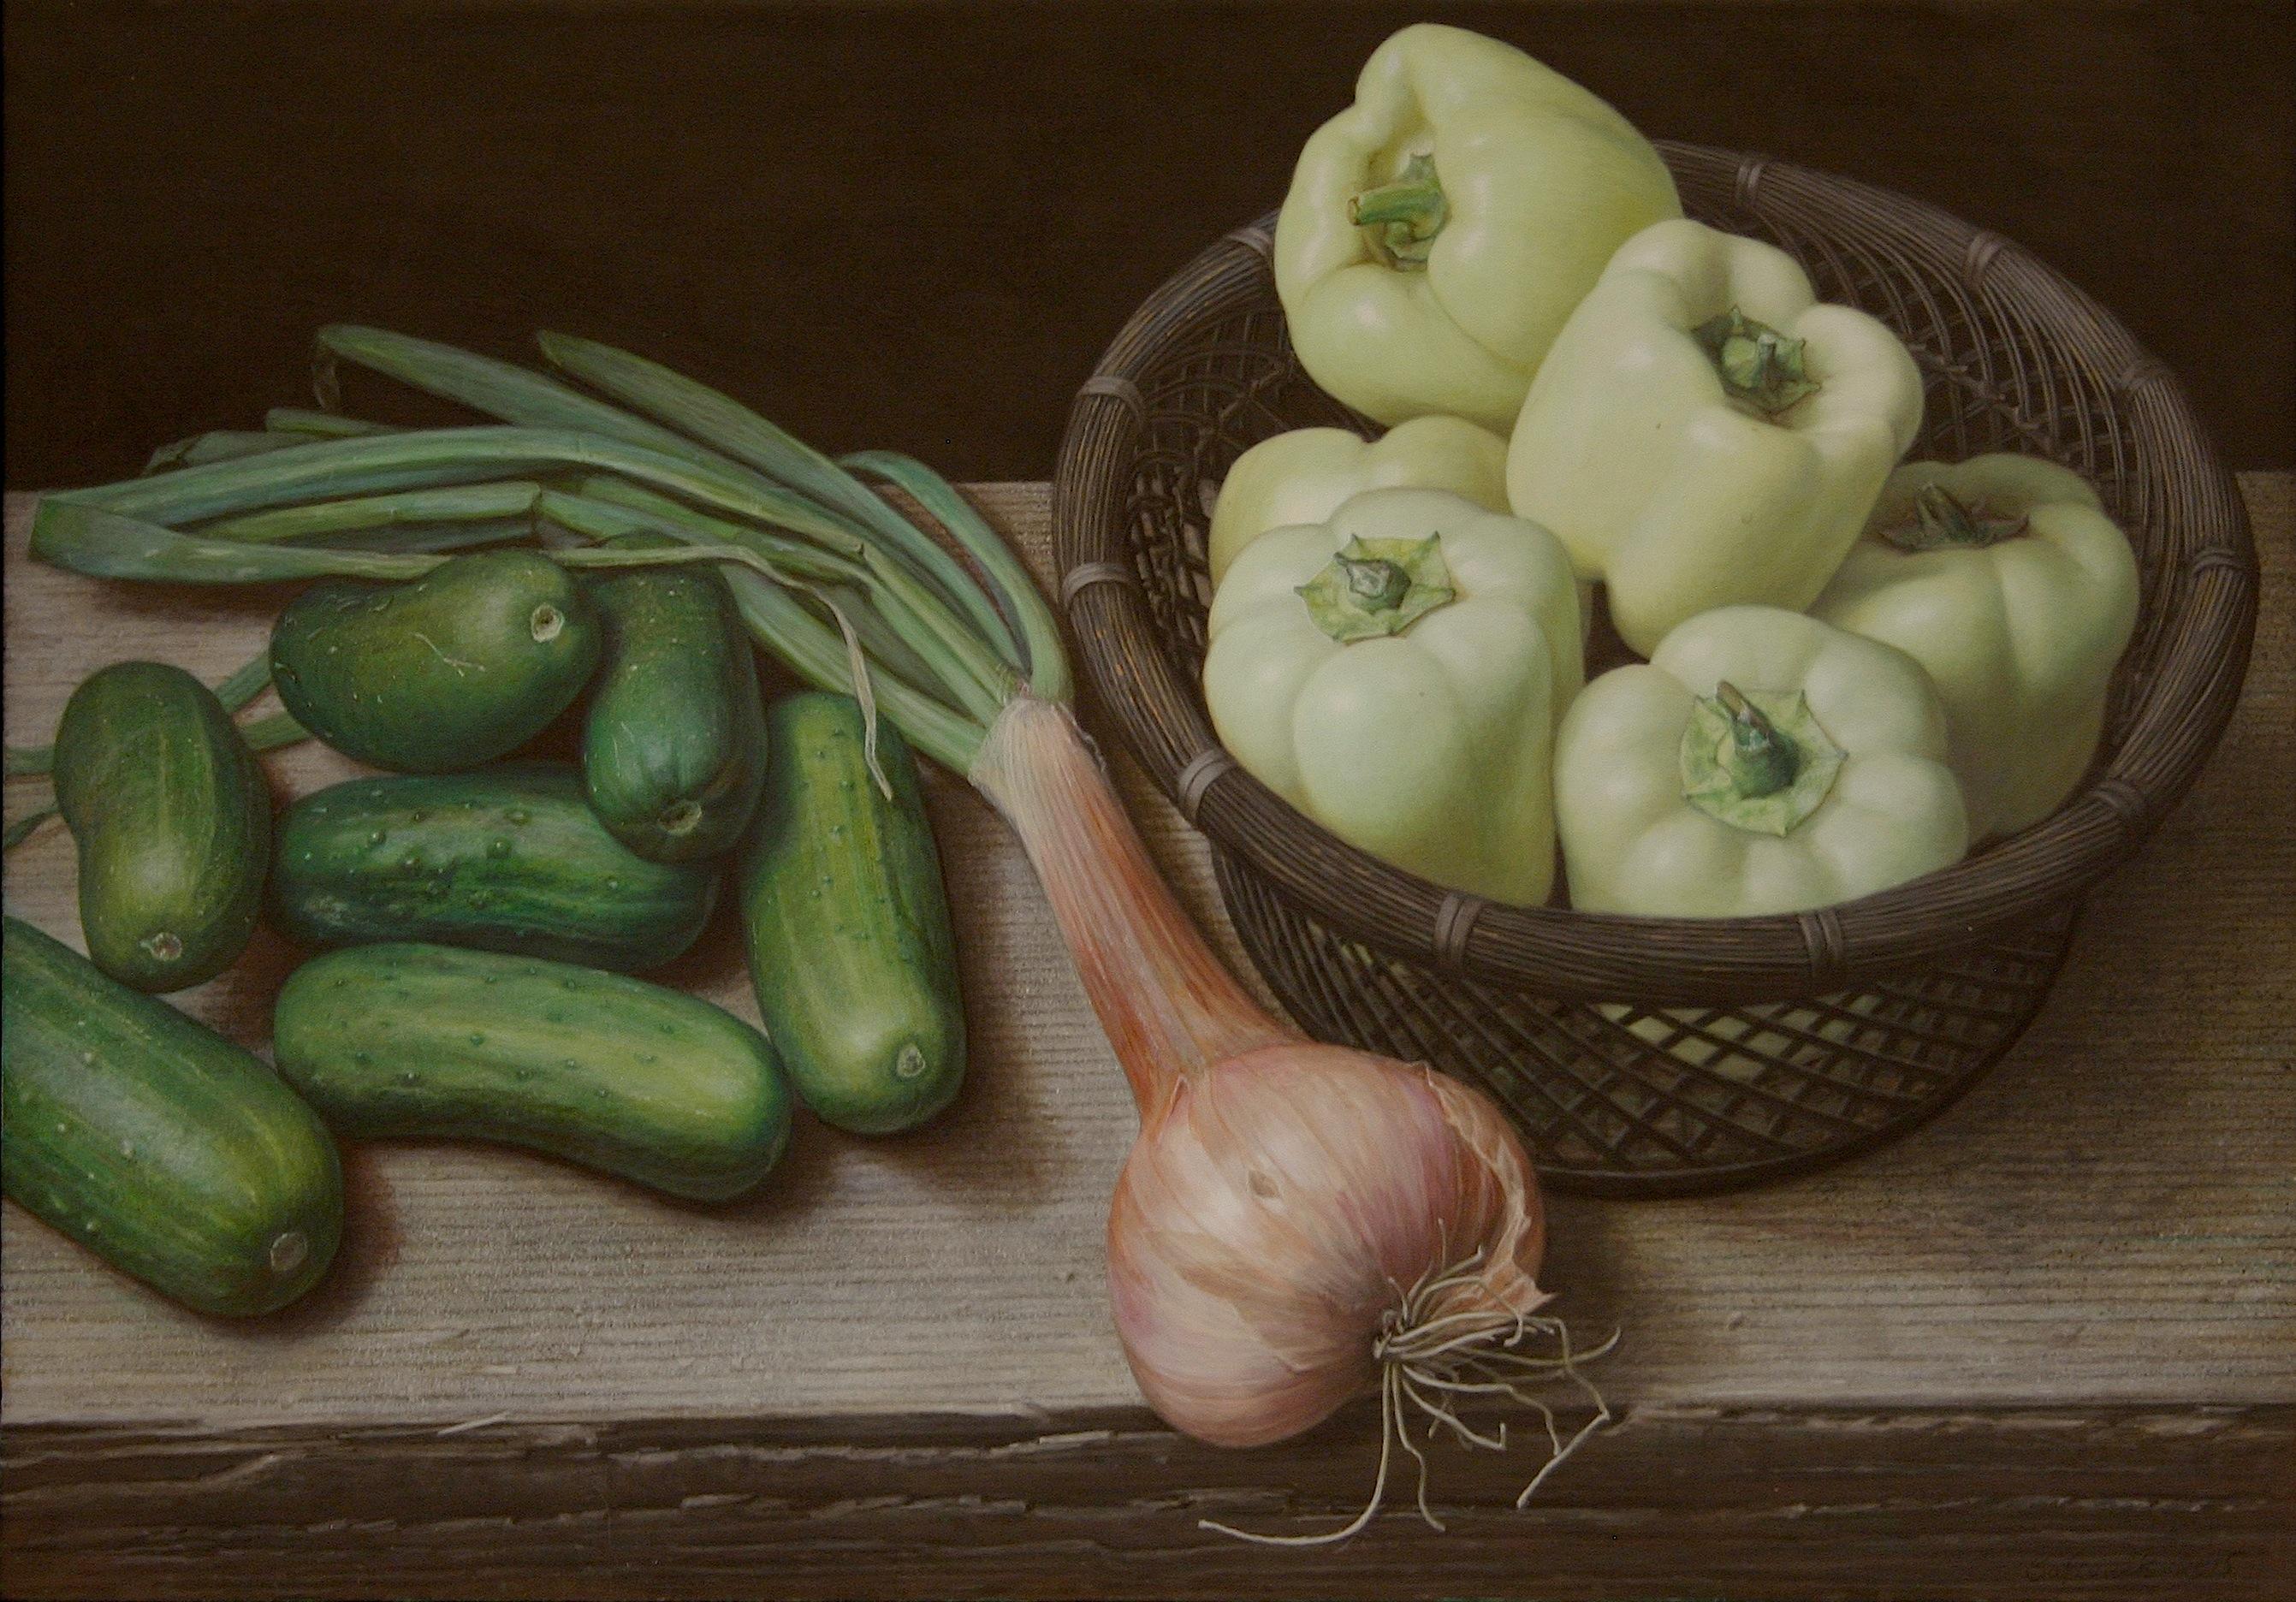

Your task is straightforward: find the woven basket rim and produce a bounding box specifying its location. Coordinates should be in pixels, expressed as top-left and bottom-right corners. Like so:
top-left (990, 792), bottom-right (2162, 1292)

top-left (1053, 141), bottom-right (2260, 1003)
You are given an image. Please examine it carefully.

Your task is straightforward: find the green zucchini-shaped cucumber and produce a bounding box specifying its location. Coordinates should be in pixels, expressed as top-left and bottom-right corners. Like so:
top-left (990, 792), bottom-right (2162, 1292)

top-left (272, 942), bottom-right (790, 1201)
top-left (270, 549), bottom-right (600, 772)
top-left (737, 692), bottom-right (965, 1134)
top-left (51, 661), bottom-right (270, 992)
top-left (270, 763), bottom-right (717, 971)
top-left (581, 532), bottom-right (768, 863)
top-left (2, 915), bottom-right (341, 1315)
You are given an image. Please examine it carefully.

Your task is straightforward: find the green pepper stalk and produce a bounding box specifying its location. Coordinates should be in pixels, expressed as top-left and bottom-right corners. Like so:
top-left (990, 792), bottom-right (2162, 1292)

top-left (1713, 680), bottom-right (1797, 797)
top-left (1680, 680), bottom-right (1846, 838)
top-left (1296, 534), bottom-right (1457, 642)
top-left (1349, 152), bottom-right (1448, 269)
top-left (1339, 555), bottom-right (1412, 610)
top-left (1691, 307), bottom-right (1820, 417)
top-left (1880, 481), bottom-right (2032, 553)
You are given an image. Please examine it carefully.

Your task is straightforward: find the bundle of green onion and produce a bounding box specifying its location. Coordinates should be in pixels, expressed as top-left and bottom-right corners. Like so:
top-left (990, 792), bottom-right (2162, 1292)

top-left (21, 329), bottom-right (1606, 1541)
top-left (27, 326), bottom-right (1067, 778)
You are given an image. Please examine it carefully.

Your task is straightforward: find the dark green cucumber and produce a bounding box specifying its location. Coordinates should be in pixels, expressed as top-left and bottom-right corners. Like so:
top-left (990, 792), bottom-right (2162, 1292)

top-left (581, 532), bottom-right (768, 863)
top-left (737, 692), bottom-right (964, 1134)
top-left (272, 942), bottom-right (790, 1201)
top-left (2, 916), bottom-right (341, 1315)
top-left (51, 661), bottom-right (270, 992)
top-left (270, 763), bottom-right (717, 971)
top-left (270, 549), bottom-right (600, 772)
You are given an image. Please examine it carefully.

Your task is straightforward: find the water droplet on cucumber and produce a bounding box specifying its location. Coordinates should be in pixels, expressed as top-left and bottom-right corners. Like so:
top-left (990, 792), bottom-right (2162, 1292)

top-left (269, 1231), bottom-right (310, 1274)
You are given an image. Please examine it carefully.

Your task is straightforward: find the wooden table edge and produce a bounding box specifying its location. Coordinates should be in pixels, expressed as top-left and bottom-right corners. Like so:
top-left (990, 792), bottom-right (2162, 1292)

top-left (6, 1398), bottom-right (2290, 1599)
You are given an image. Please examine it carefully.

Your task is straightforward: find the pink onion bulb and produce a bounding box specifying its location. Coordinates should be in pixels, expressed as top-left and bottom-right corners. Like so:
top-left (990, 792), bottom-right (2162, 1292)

top-left (972, 697), bottom-right (1608, 1540)
top-left (1110, 1042), bottom-right (1545, 1447)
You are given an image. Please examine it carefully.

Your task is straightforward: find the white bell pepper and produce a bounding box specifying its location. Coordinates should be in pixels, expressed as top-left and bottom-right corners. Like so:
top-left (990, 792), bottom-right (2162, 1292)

top-left (1273, 24), bottom-right (1681, 434)
top-left (1204, 487), bottom-right (1581, 905)
top-left (1556, 605), bottom-right (1967, 917)
top-left (1507, 218), bottom-right (1925, 656)
top-left (1208, 417), bottom-right (1510, 584)
top-left (1812, 454), bottom-right (2140, 840)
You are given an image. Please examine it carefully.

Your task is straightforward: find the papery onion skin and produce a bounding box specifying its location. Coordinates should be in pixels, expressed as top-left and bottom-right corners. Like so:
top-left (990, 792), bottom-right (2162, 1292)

top-left (973, 693), bottom-right (1557, 1453)
top-left (1108, 1043), bottom-right (1549, 1449)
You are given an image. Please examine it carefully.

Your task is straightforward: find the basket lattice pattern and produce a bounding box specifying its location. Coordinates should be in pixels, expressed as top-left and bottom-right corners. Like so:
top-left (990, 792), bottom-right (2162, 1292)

top-left (1218, 858), bottom-right (2076, 1193)
top-left (1055, 145), bottom-right (2257, 1193)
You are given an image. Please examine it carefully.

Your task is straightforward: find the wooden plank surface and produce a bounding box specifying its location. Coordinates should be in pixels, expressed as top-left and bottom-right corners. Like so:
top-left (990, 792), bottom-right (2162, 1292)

top-left (3, 480), bottom-right (2291, 1599)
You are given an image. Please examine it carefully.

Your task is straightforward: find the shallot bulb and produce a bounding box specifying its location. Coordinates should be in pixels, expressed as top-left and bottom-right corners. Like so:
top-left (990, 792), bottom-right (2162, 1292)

top-left (971, 694), bottom-right (1610, 1542)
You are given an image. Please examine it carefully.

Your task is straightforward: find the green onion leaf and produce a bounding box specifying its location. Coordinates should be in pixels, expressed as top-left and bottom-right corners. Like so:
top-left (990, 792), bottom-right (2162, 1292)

top-left (537, 332), bottom-right (1023, 670)
top-left (144, 431), bottom-right (317, 474)
top-left (33, 499), bottom-right (446, 584)
top-left (199, 482), bottom-right (543, 551)
top-left (316, 325), bottom-right (739, 475)
top-left (3, 808), bottom-right (59, 853)
top-left (264, 408), bottom-right (403, 438)
top-left (843, 449), bottom-right (1069, 703)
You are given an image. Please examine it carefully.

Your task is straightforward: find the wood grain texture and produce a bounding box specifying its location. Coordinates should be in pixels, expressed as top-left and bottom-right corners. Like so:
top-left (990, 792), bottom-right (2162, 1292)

top-left (4, 481), bottom-right (2292, 1599)
top-left (4, 1407), bottom-right (2287, 1601)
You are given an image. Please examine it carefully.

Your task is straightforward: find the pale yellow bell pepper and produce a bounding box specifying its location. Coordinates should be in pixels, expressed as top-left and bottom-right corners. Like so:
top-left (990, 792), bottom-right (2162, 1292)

top-left (1507, 219), bottom-right (1925, 656)
top-left (1204, 487), bottom-right (1581, 905)
top-left (1811, 455), bottom-right (2139, 840)
top-left (1555, 605), bottom-right (1967, 917)
top-left (1207, 417), bottom-right (1510, 584)
top-left (1273, 24), bottom-right (1681, 434)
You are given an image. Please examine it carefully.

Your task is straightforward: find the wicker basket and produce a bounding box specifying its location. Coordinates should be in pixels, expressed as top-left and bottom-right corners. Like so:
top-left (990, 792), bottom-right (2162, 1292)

top-left (1052, 143), bottom-right (2259, 1196)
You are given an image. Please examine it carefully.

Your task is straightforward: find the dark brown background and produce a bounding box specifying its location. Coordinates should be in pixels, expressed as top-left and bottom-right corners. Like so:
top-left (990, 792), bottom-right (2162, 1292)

top-left (7, 0), bottom-right (2292, 490)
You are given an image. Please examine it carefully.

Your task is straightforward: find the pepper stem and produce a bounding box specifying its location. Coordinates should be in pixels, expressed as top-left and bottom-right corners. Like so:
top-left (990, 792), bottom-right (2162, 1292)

top-left (1682, 685), bottom-right (1845, 837)
top-left (1350, 153), bottom-right (1447, 270)
top-left (1715, 681), bottom-right (1799, 798)
top-left (1338, 555), bottom-right (1412, 612)
top-left (1296, 534), bottom-right (1457, 643)
top-left (1692, 308), bottom-right (1820, 417)
top-left (1881, 482), bottom-right (2032, 553)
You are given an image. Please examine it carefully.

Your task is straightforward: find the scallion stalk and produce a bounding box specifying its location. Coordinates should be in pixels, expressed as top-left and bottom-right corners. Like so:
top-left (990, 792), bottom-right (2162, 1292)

top-left (842, 449), bottom-right (1069, 703)
top-left (193, 483), bottom-right (545, 561)
top-left (536, 331), bottom-right (1023, 671)
top-left (549, 476), bottom-right (942, 691)
top-left (3, 810), bottom-right (58, 852)
top-left (66, 424), bottom-right (859, 548)
top-left (144, 430), bottom-right (317, 474)
top-left (264, 407), bottom-right (402, 438)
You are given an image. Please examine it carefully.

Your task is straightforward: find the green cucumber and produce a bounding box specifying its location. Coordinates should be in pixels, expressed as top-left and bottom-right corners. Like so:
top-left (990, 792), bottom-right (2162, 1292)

top-left (581, 532), bottom-right (768, 863)
top-left (51, 661), bottom-right (270, 992)
top-left (270, 549), bottom-right (600, 772)
top-left (272, 942), bottom-right (790, 1201)
top-left (737, 692), bottom-right (964, 1134)
top-left (270, 763), bottom-right (716, 971)
top-left (2, 916), bottom-right (342, 1315)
